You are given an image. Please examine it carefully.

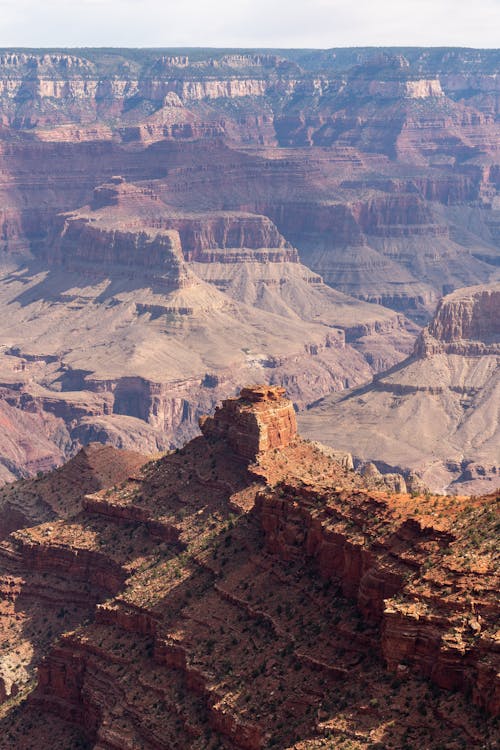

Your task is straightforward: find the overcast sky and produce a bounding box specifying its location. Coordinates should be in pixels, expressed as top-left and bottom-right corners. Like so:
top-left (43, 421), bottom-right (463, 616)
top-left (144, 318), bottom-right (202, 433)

top-left (0, 0), bottom-right (497, 49)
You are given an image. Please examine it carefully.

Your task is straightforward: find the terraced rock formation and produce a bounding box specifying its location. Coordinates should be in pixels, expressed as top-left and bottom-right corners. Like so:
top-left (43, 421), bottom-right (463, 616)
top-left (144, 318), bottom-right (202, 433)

top-left (0, 177), bottom-right (416, 480)
top-left (0, 443), bottom-right (148, 535)
top-left (0, 385), bottom-right (496, 749)
top-left (300, 283), bottom-right (500, 494)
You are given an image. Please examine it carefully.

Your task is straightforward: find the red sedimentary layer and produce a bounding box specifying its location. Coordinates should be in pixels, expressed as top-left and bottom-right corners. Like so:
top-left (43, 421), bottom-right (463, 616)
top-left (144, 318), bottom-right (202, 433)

top-left (199, 385), bottom-right (298, 460)
top-left (256, 482), bottom-right (499, 716)
top-left (0, 386), bottom-right (495, 750)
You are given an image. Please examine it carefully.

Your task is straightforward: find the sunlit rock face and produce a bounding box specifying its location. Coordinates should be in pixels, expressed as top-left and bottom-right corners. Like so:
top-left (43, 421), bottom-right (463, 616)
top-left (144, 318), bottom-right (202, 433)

top-left (199, 385), bottom-right (298, 460)
top-left (0, 387), bottom-right (496, 749)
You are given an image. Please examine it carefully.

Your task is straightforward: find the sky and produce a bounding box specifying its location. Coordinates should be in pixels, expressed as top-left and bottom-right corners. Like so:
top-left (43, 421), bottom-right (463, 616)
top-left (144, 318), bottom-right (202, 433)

top-left (0, 0), bottom-right (497, 49)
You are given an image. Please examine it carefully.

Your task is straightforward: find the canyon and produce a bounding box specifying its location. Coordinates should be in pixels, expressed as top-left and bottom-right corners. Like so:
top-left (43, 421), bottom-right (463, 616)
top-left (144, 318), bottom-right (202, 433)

top-left (0, 44), bottom-right (498, 750)
top-left (0, 385), bottom-right (496, 749)
top-left (0, 175), bottom-right (416, 482)
top-left (0, 46), bottom-right (498, 488)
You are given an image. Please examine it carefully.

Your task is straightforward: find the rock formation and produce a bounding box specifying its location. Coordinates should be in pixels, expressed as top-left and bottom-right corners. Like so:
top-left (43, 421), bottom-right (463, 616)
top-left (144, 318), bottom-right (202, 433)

top-left (199, 385), bottom-right (297, 459)
top-left (0, 443), bottom-right (148, 536)
top-left (300, 282), bottom-right (500, 493)
top-left (417, 283), bottom-right (500, 355)
top-left (0, 386), bottom-right (496, 749)
top-left (0, 177), bottom-right (416, 481)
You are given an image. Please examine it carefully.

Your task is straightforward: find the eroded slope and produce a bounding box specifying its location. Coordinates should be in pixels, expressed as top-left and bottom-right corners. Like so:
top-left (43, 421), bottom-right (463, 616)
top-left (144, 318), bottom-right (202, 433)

top-left (0, 386), bottom-right (496, 749)
top-left (0, 178), bottom-right (415, 480)
top-left (300, 283), bottom-right (500, 493)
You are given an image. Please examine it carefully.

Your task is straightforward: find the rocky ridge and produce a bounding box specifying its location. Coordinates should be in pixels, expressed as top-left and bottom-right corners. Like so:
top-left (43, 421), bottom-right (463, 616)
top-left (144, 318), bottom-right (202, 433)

top-left (0, 443), bottom-right (148, 536)
top-left (0, 385), bottom-right (496, 749)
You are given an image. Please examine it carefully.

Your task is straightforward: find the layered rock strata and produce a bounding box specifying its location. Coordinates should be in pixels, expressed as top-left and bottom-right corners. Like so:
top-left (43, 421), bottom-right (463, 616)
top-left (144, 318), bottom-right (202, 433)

top-left (0, 387), bottom-right (496, 750)
top-left (0, 46), bottom-right (499, 481)
top-left (416, 283), bottom-right (500, 356)
top-left (0, 178), bottom-right (417, 480)
top-left (199, 385), bottom-right (297, 460)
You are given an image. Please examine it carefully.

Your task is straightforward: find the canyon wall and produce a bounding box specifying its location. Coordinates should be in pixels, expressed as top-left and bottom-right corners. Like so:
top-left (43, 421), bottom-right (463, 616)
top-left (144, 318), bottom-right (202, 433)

top-left (0, 46), bottom-right (499, 480)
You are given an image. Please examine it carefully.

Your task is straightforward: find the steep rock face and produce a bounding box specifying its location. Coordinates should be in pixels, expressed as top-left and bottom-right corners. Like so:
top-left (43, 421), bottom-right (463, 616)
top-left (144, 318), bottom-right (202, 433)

top-left (199, 385), bottom-right (297, 460)
top-left (256, 480), bottom-right (499, 716)
top-left (0, 387), bottom-right (496, 750)
top-left (48, 179), bottom-right (298, 273)
top-left (424, 282), bottom-right (500, 345)
top-left (50, 219), bottom-right (189, 289)
top-left (425, 283), bottom-right (500, 348)
top-left (168, 215), bottom-right (297, 263)
top-left (300, 283), bottom-right (500, 493)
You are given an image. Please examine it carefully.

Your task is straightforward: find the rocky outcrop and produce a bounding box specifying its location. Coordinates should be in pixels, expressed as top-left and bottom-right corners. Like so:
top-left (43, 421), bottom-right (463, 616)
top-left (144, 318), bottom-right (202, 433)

top-left (48, 179), bottom-right (299, 276)
top-left (51, 220), bottom-right (188, 286)
top-left (421, 283), bottom-right (500, 352)
top-left (256, 479), bottom-right (499, 715)
top-left (199, 385), bottom-right (297, 460)
top-left (165, 215), bottom-right (297, 263)
top-left (360, 462), bottom-right (407, 493)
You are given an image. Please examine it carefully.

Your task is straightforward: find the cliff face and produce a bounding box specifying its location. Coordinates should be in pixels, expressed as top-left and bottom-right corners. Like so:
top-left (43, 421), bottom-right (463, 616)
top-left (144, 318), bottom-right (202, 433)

top-left (424, 284), bottom-right (500, 350)
top-left (199, 385), bottom-right (297, 460)
top-left (50, 179), bottom-right (299, 269)
top-left (0, 386), bottom-right (496, 750)
top-left (256, 481), bottom-right (499, 716)
top-left (301, 282), bottom-right (500, 493)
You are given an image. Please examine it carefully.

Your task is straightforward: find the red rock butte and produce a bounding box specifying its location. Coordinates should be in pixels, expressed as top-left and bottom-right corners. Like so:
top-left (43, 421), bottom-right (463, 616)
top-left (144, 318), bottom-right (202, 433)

top-left (199, 385), bottom-right (298, 460)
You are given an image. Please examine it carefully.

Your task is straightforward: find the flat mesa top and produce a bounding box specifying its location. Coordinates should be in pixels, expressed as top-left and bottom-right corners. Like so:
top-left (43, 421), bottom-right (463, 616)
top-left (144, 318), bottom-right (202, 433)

top-left (238, 385), bottom-right (287, 403)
